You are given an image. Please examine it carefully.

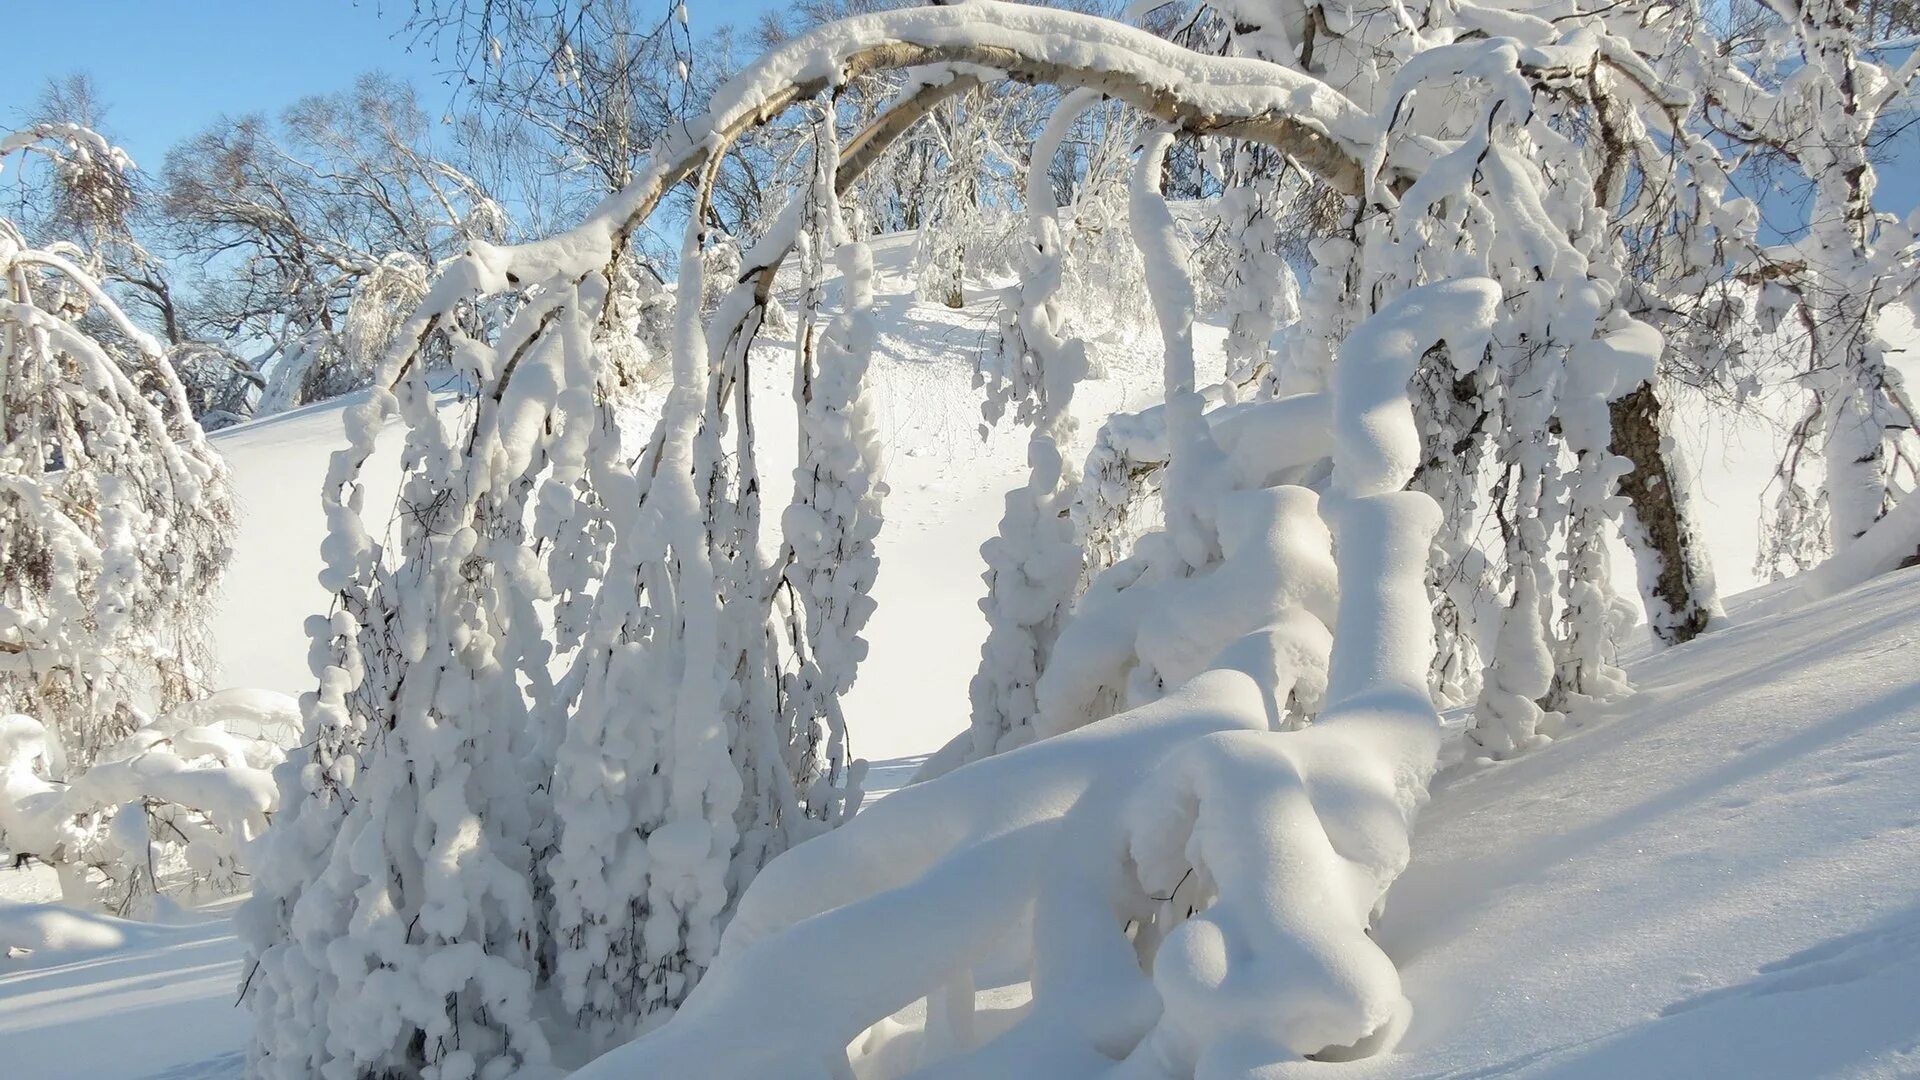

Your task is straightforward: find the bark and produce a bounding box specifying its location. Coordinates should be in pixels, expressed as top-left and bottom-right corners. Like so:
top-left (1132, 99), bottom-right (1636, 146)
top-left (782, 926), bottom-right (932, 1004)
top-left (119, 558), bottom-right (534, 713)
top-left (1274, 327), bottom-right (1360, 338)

top-left (1609, 381), bottom-right (1713, 644)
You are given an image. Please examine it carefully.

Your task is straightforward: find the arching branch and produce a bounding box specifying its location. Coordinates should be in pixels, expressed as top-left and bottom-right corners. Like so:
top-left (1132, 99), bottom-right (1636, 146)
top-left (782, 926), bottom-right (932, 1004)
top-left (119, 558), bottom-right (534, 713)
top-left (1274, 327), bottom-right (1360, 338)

top-left (375, 1), bottom-right (1690, 405)
top-left (722, 73), bottom-right (987, 357)
top-left (372, 1), bottom-right (1380, 392)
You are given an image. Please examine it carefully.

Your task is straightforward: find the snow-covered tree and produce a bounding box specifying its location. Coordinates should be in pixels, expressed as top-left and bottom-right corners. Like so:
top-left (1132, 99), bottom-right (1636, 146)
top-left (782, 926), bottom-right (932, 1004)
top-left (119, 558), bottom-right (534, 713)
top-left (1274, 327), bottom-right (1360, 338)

top-left (1, 691), bottom-right (289, 914)
top-left (240, 60), bottom-right (977, 1074)
top-left (912, 86), bottom-right (1023, 309)
top-left (1707, 0), bottom-right (1920, 573)
top-left (780, 105), bottom-right (887, 824)
top-left (963, 88), bottom-right (1106, 764)
top-left (0, 125), bottom-right (236, 773)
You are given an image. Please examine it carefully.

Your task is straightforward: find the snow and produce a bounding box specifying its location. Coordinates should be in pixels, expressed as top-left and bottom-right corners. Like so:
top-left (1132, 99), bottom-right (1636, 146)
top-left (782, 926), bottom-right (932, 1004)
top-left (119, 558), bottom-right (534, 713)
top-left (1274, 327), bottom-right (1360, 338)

top-left (6, 230), bottom-right (1920, 1077)
top-left (14, 2), bottom-right (1920, 1071)
top-left (207, 392), bottom-right (411, 698)
top-left (0, 898), bottom-right (249, 1079)
top-left (1345, 567), bottom-right (1920, 1080)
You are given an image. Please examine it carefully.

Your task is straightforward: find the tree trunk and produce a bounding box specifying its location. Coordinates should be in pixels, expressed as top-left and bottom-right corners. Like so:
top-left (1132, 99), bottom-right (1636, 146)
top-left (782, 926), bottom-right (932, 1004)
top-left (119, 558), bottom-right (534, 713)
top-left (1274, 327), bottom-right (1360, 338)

top-left (1609, 381), bottom-right (1715, 645)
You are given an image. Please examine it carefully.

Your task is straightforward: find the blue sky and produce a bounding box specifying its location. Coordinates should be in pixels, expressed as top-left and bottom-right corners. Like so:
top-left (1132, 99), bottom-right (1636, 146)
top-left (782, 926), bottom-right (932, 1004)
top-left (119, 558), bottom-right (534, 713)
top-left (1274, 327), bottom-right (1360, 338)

top-left (2, 1), bottom-right (783, 175)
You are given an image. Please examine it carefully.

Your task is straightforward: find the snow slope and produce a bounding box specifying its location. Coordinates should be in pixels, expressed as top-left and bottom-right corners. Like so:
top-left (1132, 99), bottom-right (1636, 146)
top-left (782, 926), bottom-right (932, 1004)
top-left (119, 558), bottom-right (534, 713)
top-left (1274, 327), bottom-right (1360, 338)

top-left (208, 392), bottom-right (406, 703)
top-left (1351, 570), bottom-right (1920, 1080)
top-left (0, 901), bottom-right (248, 1080)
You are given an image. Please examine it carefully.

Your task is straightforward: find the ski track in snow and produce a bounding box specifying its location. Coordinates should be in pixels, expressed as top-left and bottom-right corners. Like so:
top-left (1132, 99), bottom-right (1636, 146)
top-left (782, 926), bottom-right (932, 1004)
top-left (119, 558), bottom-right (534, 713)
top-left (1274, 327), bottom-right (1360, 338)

top-left (6, 234), bottom-right (1920, 1077)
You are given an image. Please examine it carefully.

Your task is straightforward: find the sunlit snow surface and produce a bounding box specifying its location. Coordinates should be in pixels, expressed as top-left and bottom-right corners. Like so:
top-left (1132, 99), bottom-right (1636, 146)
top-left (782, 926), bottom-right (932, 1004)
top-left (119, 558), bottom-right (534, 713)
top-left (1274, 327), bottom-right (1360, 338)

top-left (0, 898), bottom-right (248, 1079)
top-left (5, 235), bottom-right (1920, 1077)
top-left (1354, 569), bottom-right (1920, 1080)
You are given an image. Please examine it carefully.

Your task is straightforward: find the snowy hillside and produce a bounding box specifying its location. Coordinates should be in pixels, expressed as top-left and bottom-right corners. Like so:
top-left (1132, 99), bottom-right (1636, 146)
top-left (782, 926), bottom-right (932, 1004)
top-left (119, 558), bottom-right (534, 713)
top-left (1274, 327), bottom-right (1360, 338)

top-left (1368, 570), bottom-right (1920, 1080)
